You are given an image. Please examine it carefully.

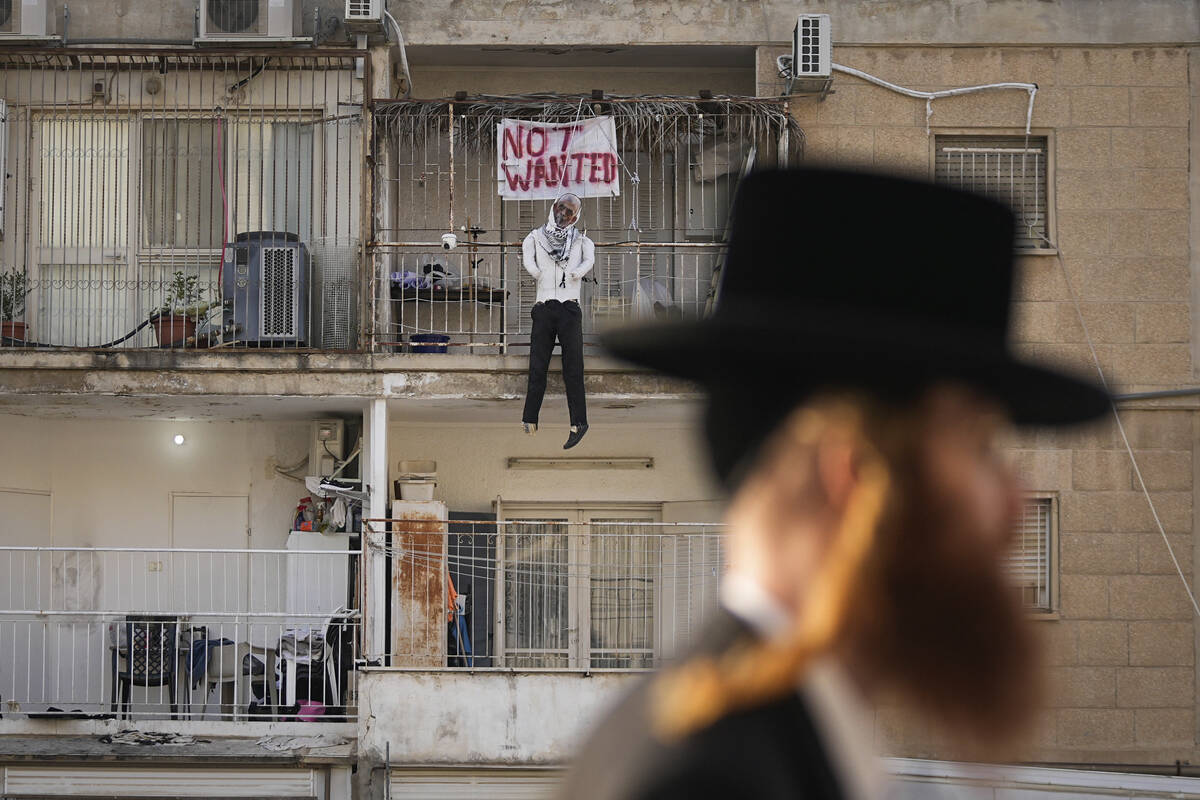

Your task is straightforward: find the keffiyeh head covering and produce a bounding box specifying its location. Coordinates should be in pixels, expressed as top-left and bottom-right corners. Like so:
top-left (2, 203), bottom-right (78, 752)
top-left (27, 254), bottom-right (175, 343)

top-left (543, 193), bottom-right (582, 260)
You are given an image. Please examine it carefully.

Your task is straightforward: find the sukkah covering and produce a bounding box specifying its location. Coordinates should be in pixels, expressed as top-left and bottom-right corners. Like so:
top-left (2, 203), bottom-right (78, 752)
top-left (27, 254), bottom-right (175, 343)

top-left (373, 93), bottom-right (805, 156)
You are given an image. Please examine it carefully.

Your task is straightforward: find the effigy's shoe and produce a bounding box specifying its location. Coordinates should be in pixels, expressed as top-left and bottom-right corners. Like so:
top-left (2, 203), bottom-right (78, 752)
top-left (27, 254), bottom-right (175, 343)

top-left (563, 423), bottom-right (589, 450)
top-left (522, 422), bottom-right (538, 436)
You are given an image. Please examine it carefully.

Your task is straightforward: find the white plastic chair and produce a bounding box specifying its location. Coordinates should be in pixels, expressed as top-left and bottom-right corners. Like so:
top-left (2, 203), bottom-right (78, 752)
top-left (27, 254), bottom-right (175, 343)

top-left (204, 642), bottom-right (278, 721)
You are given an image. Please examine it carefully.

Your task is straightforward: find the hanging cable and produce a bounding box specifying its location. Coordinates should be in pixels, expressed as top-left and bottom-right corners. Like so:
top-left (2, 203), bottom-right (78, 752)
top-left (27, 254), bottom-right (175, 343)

top-left (1049, 234), bottom-right (1200, 619)
top-left (383, 6), bottom-right (414, 99)
top-left (778, 56), bottom-right (1038, 135)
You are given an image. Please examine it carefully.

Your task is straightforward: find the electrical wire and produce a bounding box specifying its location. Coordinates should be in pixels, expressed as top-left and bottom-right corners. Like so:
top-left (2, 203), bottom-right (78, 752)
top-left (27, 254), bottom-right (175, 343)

top-left (777, 55), bottom-right (1038, 135)
top-left (383, 7), bottom-right (413, 100)
top-left (1049, 234), bottom-right (1200, 619)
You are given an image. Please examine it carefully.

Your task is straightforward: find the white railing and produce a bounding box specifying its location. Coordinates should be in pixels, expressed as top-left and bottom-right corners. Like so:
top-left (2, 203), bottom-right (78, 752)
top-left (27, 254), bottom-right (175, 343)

top-left (370, 520), bottom-right (728, 670)
top-left (0, 546), bottom-right (360, 722)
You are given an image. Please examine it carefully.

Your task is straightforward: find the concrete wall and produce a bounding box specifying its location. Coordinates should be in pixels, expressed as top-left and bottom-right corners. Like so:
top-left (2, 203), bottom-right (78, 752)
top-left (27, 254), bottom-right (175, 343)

top-left (62, 1), bottom-right (1196, 47)
top-left (0, 414), bottom-right (309, 548)
top-left (388, 421), bottom-right (720, 514)
top-left (358, 669), bottom-right (638, 764)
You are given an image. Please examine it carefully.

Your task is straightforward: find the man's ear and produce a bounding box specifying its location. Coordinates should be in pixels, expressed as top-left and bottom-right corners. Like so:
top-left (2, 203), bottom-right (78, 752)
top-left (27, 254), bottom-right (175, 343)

top-left (814, 431), bottom-right (858, 514)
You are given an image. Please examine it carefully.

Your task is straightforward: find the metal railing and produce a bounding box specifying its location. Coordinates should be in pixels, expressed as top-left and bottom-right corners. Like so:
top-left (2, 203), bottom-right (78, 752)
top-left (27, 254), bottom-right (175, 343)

top-left (370, 97), bottom-right (803, 353)
top-left (0, 545), bottom-right (360, 721)
top-left (369, 505), bottom-right (1056, 670)
top-left (369, 519), bottom-right (728, 670)
top-left (0, 50), bottom-right (364, 351)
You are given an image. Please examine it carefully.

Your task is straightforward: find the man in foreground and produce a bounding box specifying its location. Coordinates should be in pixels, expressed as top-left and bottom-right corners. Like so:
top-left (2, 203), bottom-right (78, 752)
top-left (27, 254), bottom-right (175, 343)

top-left (561, 168), bottom-right (1109, 800)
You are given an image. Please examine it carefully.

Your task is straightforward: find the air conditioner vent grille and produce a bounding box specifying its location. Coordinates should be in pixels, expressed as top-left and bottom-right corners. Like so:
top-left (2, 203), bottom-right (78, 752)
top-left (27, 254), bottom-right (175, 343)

top-left (347, 0), bottom-right (374, 17)
top-left (795, 17), bottom-right (822, 75)
top-left (207, 0), bottom-right (260, 34)
top-left (261, 246), bottom-right (298, 337)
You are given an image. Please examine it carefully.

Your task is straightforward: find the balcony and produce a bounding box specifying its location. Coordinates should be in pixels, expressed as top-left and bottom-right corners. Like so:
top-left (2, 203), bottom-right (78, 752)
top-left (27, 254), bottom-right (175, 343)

top-left (0, 49), bottom-right (364, 354)
top-left (0, 545), bottom-right (360, 726)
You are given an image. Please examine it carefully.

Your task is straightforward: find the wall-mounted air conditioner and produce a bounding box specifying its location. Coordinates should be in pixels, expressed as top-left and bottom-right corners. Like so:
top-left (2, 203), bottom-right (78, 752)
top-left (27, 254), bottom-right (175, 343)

top-left (792, 14), bottom-right (832, 79)
top-left (198, 0), bottom-right (306, 42)
top-left (0, 0), bottom-right (57, 38)
top-left (344, 0), bottom-right (383, 30)
top-left (221, 231), bottom-right (311, 346)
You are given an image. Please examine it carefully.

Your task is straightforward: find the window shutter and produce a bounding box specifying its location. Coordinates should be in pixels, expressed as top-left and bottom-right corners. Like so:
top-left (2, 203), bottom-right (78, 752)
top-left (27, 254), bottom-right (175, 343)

top-left (934, 135), bottom-right (1049, 250)
top-left (1007, 497), bottom-right (1053, 611)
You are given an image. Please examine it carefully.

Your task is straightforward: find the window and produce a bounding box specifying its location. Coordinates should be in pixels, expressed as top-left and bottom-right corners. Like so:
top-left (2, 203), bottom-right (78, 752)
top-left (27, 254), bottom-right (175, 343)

top-left (1008, 495), bottom-right (1056, 613)
top-left (496, 506), bottom-right (663, 669)
top-left (934, 134), bottom-right (1051, 251)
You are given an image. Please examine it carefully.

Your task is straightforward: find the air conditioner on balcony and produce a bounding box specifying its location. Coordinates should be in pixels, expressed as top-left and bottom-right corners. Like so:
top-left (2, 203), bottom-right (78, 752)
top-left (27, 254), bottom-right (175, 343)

top-left (792, 14), bottom-right (832, 79)
top-left (0, 0), bottom-right (56, 37)
top-left (344, 0), bottom-right (383, 30)
top-left (221, 231), bottom-right (311, 346)
top-left (198, 0), bottom-right (305, 42)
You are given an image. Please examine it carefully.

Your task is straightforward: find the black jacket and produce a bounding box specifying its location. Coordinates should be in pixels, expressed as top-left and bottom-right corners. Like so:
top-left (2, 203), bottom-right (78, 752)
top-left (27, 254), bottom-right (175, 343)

top-left (558, 609), bottom-right (846, 800)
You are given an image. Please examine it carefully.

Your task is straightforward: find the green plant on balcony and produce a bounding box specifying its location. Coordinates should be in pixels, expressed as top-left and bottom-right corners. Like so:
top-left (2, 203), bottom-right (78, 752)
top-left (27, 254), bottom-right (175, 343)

top-left (0, 269), bottom-right (31, 342)
top-left (151, 270), bottom-right (218, 347)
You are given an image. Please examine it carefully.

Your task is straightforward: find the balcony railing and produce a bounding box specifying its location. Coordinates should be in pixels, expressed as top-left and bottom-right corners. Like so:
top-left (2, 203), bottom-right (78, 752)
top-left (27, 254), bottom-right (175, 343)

top-left (0, 49), bottom-right (364, 352)
top-left (369, 520), bottom-right (728, 670)
top-left (0, 546), bottom-right (360, 722)
top-left (369, 96), bottom-right (803, 354)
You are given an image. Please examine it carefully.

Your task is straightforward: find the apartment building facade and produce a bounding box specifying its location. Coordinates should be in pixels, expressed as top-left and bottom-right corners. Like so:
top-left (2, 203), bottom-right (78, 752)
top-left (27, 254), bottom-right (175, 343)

top-left (0, 1), bottom-right (1198, 798)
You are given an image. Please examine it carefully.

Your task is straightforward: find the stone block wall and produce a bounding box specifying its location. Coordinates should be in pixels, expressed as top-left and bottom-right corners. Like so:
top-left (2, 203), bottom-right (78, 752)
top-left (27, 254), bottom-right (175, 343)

top-left (758, 44), bottom-right (1198, 763)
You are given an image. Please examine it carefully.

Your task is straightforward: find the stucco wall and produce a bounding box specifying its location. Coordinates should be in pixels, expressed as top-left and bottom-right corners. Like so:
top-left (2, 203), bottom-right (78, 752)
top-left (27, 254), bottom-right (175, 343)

top-left (0, 413), bottom-right (310, 548)
top-left (388, 421), bottom-right (720, 514)
top-left (358, 669), bottom-right (639, 764)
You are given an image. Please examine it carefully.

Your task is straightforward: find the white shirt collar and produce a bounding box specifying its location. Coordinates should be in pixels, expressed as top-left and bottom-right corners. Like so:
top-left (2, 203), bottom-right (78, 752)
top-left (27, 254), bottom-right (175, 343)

top-left (720, 573), bottom-right (886, 800)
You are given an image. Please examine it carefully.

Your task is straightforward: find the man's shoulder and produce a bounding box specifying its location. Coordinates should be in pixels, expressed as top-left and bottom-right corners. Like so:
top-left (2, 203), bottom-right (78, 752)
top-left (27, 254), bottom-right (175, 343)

top-left (560, 676), bottom-right (836, 800)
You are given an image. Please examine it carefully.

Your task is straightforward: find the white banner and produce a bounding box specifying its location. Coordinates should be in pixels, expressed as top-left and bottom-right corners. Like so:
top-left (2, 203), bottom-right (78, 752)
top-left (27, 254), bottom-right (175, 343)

top-left (496, 116), bottom-right (621, 200)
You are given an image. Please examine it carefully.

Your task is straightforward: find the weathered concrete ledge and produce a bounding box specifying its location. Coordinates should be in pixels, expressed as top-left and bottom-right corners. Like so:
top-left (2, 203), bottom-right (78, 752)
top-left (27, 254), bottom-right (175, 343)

top-left (0, 350), bottom-right (702, 402)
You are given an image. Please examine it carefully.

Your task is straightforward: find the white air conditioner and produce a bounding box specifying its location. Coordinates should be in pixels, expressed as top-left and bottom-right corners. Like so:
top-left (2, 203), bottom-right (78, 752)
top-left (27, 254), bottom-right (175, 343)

top-left (0, 0), bottom-right (56, 37)
top-left (792, 14), bottom-right (832, 79)
top-left (345, 0), bottom-right (382, 25)
top-left (198, 0), bottom-right (304, 41)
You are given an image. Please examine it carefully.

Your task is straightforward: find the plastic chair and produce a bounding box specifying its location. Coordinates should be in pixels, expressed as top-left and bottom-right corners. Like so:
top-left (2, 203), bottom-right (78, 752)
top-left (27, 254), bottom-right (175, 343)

top-left (112, 615), bottom-right (179, 720)
top-left (204, 641), bottom-right (278, 721)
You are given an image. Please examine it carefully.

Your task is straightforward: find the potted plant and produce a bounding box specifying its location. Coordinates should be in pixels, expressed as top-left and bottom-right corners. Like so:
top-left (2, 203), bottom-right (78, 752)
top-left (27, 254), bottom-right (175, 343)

top-left (0, 270), bottom-right (30, 343)
top-left (150, 271), bottom-right (211, 347)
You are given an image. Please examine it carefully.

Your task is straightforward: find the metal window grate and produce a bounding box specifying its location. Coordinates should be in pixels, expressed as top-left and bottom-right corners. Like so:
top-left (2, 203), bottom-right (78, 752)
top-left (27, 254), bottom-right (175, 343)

top-left (261, 246), bottom-right (298, 338)
top-left (935, 135), bottom-right (1049, 250)
top-left (1008, 496), bottom-right (1053, 612)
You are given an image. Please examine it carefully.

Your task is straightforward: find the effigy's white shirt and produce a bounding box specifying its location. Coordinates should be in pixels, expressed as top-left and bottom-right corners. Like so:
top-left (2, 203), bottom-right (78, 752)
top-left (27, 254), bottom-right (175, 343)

top-left (720, 572), bottom-right (887, 800)
top-left (522, 229), bottom-right (596, 304)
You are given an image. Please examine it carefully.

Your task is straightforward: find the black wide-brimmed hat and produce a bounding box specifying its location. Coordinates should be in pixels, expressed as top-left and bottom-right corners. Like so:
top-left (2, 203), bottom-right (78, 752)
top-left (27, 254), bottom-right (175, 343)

top-left (602, 167), bottom-right (1111, 484)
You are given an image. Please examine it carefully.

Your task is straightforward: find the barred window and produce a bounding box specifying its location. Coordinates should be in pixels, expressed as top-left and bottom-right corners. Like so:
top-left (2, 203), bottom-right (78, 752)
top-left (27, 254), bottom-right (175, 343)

top-left (934, 135), bottom-right (1050, 251)
top-left (1009, 495), bottom-right (1055, 613)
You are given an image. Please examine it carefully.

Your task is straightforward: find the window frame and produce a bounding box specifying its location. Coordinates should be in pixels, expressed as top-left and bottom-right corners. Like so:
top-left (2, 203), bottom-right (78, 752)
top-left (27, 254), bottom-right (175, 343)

top-left (929, 128), bottom-right (1057, 256)
top-left (1015, 492), bottom-right (1060, 618)
top-left (494, 501), bottom-right (663, 670)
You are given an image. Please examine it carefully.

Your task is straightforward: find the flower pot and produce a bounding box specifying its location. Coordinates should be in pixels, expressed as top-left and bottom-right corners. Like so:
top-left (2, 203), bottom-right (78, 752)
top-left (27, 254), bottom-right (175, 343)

top-left (1, 321), bottom-right (27, 342)
top-left (151, 314), bottom-right (197, 347)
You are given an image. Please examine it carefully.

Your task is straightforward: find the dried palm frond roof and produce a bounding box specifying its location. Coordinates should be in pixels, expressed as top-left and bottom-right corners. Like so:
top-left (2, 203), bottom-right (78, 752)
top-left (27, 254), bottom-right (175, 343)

top-left (374, 93), bottom-right (804, 154)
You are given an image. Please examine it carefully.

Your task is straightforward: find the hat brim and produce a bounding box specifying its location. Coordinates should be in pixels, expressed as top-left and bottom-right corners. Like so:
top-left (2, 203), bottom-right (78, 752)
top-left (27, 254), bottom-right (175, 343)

top-left (601, 312), bottom-right (1111, 426)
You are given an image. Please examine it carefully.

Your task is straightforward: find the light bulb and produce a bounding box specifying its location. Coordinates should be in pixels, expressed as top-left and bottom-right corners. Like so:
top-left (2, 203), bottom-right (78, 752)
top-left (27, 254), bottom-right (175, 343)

top-left (173, 434), bottom-right (185, 446)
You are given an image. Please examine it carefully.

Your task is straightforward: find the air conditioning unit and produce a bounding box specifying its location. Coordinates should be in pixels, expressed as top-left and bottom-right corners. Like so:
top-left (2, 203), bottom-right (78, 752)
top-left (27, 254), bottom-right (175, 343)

top-left (0, 0), bottom-right (56, 37)
top-left (198, 0), bottom-right (304, 41)
top-left (792, 14), bottom-right (832, 79)
top-left (344, 0), bottom-right (383, 28)
top-left (221, 231), bottom-right (311, 346)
